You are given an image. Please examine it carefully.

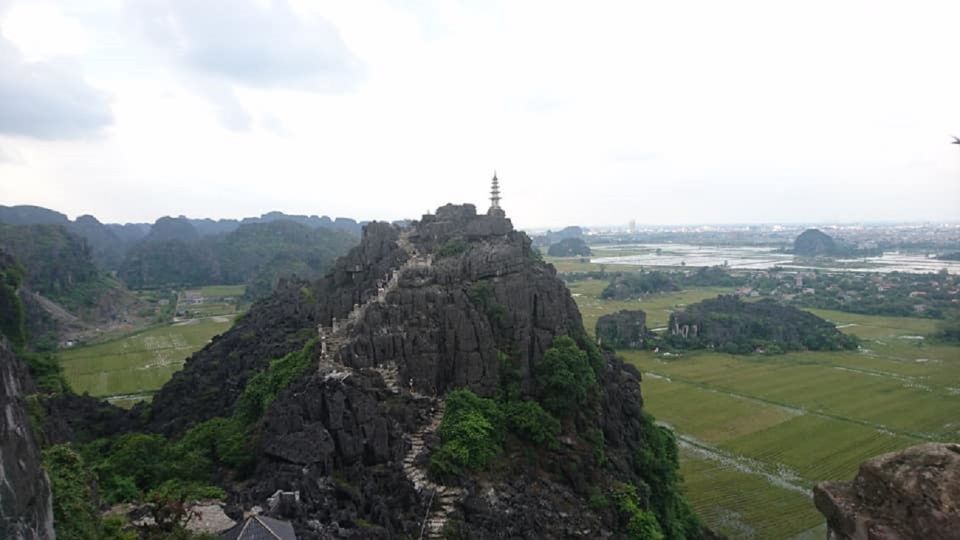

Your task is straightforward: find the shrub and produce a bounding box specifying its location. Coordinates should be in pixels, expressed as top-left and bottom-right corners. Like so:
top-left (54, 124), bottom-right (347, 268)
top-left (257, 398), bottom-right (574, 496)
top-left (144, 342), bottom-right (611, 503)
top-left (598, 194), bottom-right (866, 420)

top-left (430, 389), bottom-right (503, 475)
top-left (611, 482), bottom-right (665, 540)
top-left (434, 238), bottom-right (469, 258)
top-left (503, 400), bottom-right (560, 447)
top-left (535, 336), bottom-right (597, 418)
top-left (43, 444), bottom-right (134, 540)
top-left (634, 413), bottom-right (703, 539)
top-left (234, 339), bottom-right (316, 424)
top-left (586, 428), bottom-right (607, 466)
top-left (22, 352), bottom-right (70, 393)
top-left (175, 416), bottom-right (254, 473)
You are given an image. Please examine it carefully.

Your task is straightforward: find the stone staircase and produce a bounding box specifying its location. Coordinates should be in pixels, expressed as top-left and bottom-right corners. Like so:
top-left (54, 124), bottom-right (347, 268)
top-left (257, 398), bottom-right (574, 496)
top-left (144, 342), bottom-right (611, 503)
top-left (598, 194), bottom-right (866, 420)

top-left (315, 228), bottom-right (462, 538)
top-left (407, 401), bottom-right (466, 539)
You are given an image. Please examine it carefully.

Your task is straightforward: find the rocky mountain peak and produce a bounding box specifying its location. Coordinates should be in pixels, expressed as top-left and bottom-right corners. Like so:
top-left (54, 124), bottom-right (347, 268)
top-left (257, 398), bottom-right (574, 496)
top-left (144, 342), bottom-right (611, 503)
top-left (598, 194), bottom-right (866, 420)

top-left (139, 202), bottom-right (704, 538)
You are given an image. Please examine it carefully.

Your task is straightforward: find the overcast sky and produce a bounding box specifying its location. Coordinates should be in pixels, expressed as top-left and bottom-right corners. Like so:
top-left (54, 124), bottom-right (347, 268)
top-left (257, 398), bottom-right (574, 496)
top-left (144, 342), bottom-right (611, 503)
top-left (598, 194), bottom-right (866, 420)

top-left (1, 0), bottom-right (958, 228)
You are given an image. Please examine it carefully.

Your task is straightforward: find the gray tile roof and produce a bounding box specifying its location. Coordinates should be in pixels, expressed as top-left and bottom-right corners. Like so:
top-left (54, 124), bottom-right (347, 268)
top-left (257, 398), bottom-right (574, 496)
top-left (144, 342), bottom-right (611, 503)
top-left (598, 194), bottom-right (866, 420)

top-left (221, 515), bottom-right (297, 540)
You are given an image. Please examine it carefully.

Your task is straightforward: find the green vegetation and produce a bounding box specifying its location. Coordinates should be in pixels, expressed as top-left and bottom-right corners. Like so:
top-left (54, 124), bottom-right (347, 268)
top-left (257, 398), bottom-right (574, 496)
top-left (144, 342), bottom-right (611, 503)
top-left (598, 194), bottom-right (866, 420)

top-left (22, 352), bottom-right (70, 393)
top-left (49, 339), bottom-right (321, 537)
top-left (431, 337), bottom-right (594, 476)
top-left (196, 284), bottom-right (247, 297)
top-left (43, 445), bottom-right (133, 540)
top-left (234, 339), bottom-right (318, 424)
top-left (610, 483), bottom-right (665, 540)
top-left (587, 267), bottom-right (745, 301)
top-left (431, 389), bottom-right (504, 475)
top-left (434, 237), bottom-right (470, 258)
top-left (535, 335), bottom-right (598, 418)
top-left (502, 399), bottom-right (561, 447)
top-left (678, 451), bottom-right (823, 539)
top-left (634, 412), bottom-right (702, 540)
top-left (930, 313), bottom-right (960, 344)
top-left (755, 269), bottom-right (959, 319)
top-left (47, 436), bottom-right (226, 539)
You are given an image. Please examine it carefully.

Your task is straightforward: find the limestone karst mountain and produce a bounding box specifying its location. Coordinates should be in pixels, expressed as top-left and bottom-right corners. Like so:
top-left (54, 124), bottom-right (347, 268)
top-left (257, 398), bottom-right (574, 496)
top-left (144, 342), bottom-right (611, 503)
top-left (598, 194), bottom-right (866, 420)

top-left (139, 203), bottom-right (709, 538)
top-left (793, 228), bottom-right (838, 257)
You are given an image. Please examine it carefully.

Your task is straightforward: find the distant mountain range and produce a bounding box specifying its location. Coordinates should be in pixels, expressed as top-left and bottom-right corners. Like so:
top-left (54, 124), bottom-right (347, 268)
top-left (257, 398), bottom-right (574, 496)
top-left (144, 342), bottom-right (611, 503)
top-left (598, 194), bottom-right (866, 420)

top-left (0, 205), bottom-right (363, 268)
top-left (0, 204), bottom-right (362, 349)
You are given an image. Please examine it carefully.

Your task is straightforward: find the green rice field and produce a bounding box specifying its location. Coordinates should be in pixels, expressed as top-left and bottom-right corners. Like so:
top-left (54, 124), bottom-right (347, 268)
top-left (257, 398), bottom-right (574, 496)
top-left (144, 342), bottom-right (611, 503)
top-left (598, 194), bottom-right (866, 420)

top-left (570, 282), bottom-right (960, 539)
top-left (59, 316), bottom-right (236, 406)
top-left (59, 285), bottom-right (246, 407)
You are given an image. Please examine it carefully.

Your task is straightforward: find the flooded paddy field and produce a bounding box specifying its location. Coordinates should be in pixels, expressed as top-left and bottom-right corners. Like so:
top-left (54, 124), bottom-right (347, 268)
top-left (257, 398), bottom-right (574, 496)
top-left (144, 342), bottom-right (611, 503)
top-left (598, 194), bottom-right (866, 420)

top-left (591, 244), bottom-right (960, 274)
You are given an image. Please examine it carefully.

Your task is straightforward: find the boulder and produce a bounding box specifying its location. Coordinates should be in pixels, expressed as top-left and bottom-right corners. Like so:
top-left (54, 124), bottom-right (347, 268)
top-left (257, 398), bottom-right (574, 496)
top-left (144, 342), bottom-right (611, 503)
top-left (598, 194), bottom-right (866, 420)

top-left (814, 443), bottom-right (960, 540)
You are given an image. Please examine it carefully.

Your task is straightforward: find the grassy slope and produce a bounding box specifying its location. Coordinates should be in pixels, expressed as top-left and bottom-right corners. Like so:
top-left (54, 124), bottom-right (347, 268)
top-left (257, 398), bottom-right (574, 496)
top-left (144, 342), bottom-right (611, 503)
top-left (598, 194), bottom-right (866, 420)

top-left (570, 282), bottom-right (960, 539)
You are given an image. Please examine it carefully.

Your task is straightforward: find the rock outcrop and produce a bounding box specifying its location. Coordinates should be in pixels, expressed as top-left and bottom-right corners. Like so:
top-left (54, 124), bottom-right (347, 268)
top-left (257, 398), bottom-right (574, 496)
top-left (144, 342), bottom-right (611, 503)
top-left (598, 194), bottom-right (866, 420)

top-left (814, 443), bottom-right (960, 540)
top-left (0, 338), bottom-right (55, 539)
top-left (794, 228), bottom-right (837, 257)
top-left (547, 237), bottom-right (592, 257)
top-left (667, 295), bottom-right (859, 353)
top-left (596, 309), bottom-right (650, 349)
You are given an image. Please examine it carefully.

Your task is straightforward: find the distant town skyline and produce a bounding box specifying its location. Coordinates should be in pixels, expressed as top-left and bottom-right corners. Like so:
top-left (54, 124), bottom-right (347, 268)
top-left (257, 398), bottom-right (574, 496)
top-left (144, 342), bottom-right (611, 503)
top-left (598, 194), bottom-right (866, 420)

top-left (1, 1), bottom-right (958, 228)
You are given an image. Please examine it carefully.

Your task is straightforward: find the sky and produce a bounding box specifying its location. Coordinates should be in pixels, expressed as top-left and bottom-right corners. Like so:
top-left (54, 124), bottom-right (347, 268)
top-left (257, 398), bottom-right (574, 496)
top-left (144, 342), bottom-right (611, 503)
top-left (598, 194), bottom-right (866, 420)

top-left (0, 0), bottom-right (958, 228)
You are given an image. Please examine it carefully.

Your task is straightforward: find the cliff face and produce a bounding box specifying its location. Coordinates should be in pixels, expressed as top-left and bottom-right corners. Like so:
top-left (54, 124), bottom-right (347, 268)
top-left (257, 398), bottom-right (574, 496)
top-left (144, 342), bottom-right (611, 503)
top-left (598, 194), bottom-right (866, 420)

top-left (0, 338), bottom-right (55, 540)
top-left (814, 443), bottom-right (960, 540)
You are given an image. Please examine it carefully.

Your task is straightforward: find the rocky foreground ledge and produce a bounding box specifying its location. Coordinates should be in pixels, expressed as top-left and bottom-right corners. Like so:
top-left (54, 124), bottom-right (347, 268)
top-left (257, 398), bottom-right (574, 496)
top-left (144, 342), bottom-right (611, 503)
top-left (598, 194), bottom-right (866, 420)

top-left (814, 442), bottom-right (960, 540)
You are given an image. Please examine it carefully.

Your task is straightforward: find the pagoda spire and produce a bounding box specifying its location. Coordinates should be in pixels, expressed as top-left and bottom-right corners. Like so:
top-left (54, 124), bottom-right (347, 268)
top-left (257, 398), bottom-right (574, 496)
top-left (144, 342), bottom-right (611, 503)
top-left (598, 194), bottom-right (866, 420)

top-left (489, 171), bottom-right (501, 210)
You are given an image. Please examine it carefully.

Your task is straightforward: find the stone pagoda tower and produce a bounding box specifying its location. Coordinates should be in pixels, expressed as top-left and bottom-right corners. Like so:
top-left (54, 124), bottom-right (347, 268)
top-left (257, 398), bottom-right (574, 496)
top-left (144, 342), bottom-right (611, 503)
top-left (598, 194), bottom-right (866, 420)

top-left (488, 171), bottom-right (505, 217)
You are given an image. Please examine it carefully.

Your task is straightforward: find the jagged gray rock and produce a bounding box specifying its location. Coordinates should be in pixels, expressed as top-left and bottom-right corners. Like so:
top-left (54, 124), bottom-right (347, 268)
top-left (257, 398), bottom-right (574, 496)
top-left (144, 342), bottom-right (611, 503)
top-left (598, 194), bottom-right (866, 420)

top-left (814, 443), bottom-right (960, 540)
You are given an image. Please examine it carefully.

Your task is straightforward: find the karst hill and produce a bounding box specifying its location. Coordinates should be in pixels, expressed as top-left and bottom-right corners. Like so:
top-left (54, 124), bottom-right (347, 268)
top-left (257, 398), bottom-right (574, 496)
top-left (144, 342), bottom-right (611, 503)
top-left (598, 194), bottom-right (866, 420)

top-left (133, 202), bottom-right (708, 538)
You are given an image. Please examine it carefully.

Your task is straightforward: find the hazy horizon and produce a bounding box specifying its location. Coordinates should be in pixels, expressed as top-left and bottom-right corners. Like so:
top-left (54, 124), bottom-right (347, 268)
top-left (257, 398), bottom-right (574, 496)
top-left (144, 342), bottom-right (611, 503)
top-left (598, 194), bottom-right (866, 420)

top-left (2, 0), bottom-right (959, 228)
